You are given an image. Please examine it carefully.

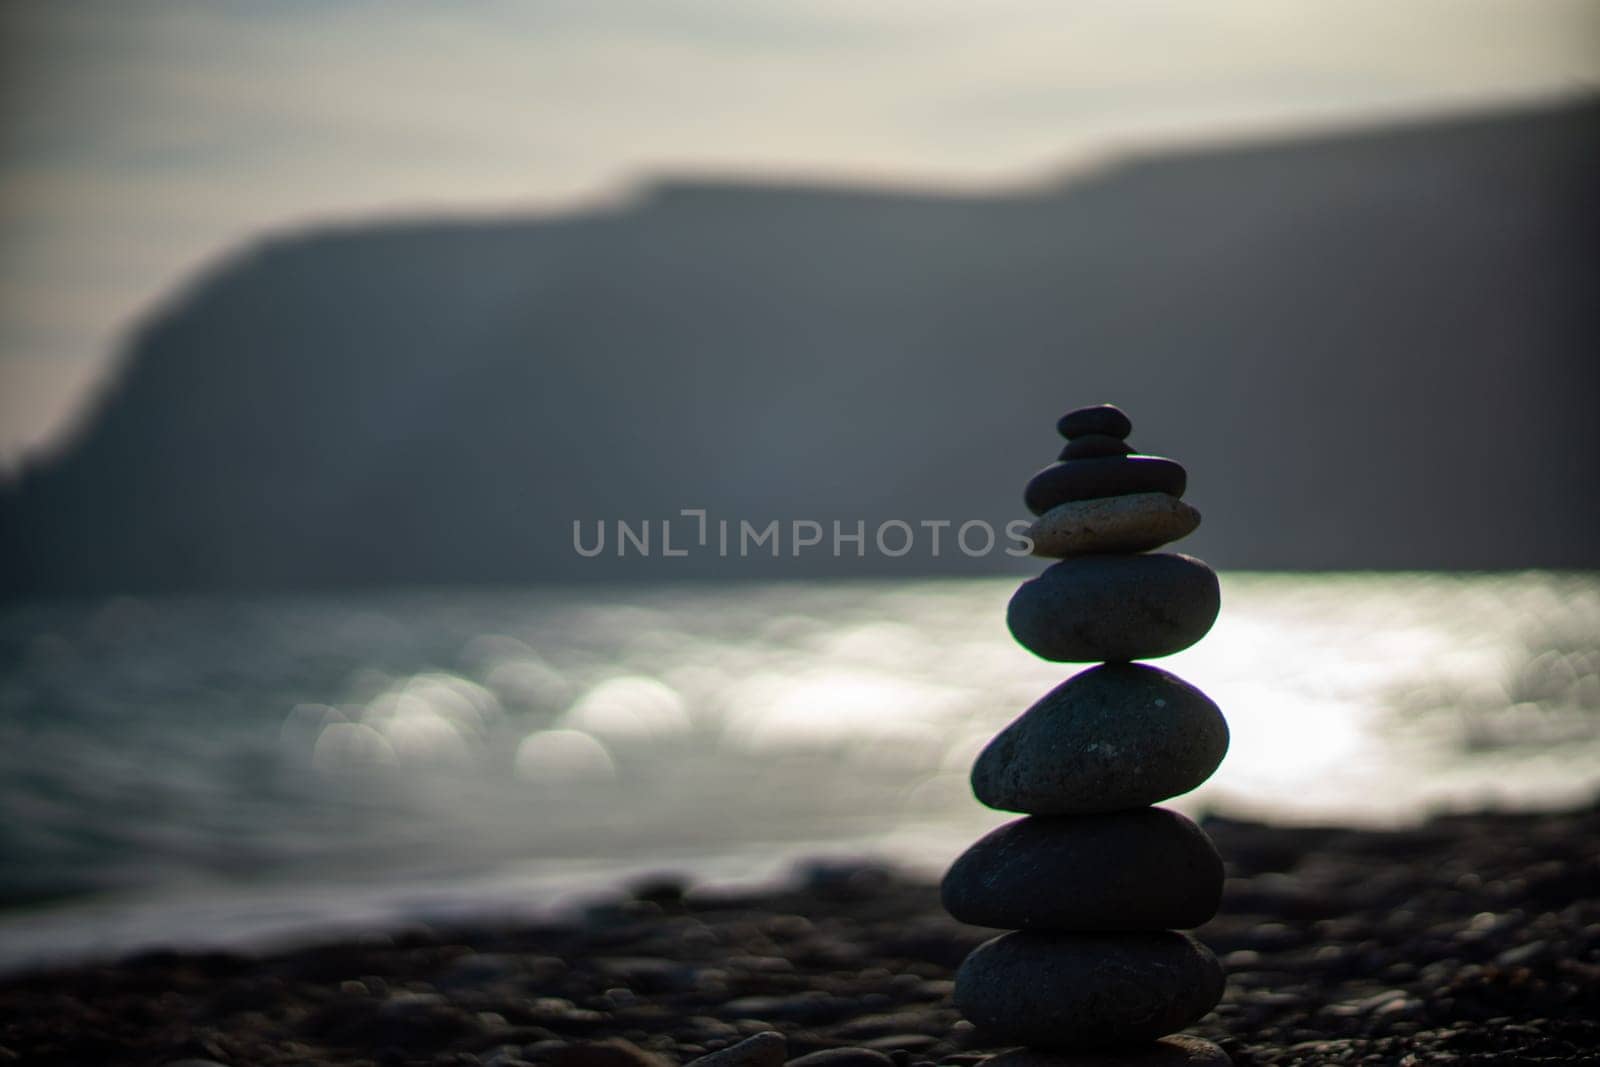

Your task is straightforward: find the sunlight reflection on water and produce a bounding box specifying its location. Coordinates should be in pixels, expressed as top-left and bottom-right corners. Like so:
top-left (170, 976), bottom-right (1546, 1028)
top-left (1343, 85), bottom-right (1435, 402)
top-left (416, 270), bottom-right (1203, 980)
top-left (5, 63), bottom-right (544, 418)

top-left (0, 572), bottom-right (1596, 964)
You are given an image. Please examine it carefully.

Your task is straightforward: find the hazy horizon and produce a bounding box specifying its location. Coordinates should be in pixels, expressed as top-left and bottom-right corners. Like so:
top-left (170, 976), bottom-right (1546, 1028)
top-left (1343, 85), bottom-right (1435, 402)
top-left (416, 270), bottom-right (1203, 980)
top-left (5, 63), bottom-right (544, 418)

top-left (2, 0), bottom-right (1598, 463)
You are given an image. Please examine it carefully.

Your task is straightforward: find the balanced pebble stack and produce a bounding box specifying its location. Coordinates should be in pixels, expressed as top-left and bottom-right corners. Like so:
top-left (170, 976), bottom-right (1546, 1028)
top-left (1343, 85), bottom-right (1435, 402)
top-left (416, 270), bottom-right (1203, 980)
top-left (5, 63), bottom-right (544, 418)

top-left (943, 404), bottom-right (1231, 1066)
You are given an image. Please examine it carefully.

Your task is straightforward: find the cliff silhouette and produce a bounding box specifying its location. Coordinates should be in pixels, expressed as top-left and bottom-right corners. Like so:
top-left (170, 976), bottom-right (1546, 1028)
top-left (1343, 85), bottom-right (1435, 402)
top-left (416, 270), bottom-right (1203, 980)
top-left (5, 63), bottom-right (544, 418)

top-left (3, 97), bottom-right (1597, 594)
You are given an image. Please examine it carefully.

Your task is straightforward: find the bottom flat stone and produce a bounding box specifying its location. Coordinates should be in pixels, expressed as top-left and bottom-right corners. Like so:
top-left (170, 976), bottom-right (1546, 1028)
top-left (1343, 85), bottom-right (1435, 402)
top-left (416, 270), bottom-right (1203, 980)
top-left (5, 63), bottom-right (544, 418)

top-left (981, 1036), bottom-right (1230, 1066)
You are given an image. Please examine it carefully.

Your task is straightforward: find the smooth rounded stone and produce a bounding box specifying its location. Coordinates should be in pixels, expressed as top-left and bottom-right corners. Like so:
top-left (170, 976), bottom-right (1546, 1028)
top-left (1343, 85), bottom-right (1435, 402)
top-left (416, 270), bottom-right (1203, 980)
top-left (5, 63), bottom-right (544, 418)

top-left (685, 1033), bottom-right (787, 1067)
top-left (1057, 405), bottom-right (1133, 440)
top-left (1026, 494), bottom-right (1201, 558)
top-left (953, 931), bottom-right (1224, 1049)
top-left (941, 809), bottom-right (1224, 931)
top-left (981, 1035), bottom-right (1230, 1066)
top-left (1024, 457), bottom-right (1187, 516)
top-left (971, 663), bottom-right (1228, 815)
top-left (1006, 554), bottom-right (1220, 662)
top-left (1058, 434), bottom-right (1135, 461)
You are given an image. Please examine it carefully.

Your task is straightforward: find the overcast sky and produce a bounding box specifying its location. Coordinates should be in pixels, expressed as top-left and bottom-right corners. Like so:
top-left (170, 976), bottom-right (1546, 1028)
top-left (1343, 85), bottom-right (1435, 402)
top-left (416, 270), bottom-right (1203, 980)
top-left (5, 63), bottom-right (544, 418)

top-left (2, 0), bottom-right (1596, 463)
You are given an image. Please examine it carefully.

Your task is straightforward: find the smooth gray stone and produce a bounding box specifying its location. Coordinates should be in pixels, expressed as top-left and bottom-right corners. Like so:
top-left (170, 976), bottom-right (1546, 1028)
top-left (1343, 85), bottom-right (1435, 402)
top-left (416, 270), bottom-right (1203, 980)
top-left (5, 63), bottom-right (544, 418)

top-left (1006, 554), bottom-right (1220, 662)
top-left (1057, 405), bottom-right (1133, 440)
top-left (954, 931), bottom-right (1224, 1049)
top-left (981, 1036), bottom-right (1231, 1065)
top-left (1024, 457), bottom-right (1186, 516)
top-left (972, 663), bottom-right (1228, 815)
top-left (941, 809), bottom-right (1224, 931)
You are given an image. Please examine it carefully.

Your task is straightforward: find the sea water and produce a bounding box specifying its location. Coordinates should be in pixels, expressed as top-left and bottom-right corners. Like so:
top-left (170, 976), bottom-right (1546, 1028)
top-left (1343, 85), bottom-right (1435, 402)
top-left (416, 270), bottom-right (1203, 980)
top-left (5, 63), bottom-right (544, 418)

top-left (1, 573), bottom-right (1596, 969)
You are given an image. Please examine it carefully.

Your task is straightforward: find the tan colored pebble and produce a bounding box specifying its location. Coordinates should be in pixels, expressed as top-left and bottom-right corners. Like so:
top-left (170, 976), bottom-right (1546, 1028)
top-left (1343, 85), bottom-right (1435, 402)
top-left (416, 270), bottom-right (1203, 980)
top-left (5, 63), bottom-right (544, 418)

top-left (981, 1035), bottom-right (1230, 1065)
top-left (1024, 493), bottom-right (1200, 558)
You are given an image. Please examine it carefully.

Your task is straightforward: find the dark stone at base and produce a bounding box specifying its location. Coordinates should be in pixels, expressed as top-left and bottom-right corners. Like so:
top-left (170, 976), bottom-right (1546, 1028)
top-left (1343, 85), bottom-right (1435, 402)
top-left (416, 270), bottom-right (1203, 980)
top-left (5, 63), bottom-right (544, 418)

top-left (1024, 457), bottom-right (1187, 515)
top-left (1058, 434), bottom-right (1135, 461)
top-left (1057, 405), bottom-right (1133, 440)
top-left (941, 809), bottom-right (1224, 931)
top-left (954, 931), bottom-right (1224, 1049)
top-left (982, 1035), bottom-right (1230, 1065)
top-left (1006, 554), bottom-right (1220, 662)
top-left (972, 663), bottom-right (1228, 814)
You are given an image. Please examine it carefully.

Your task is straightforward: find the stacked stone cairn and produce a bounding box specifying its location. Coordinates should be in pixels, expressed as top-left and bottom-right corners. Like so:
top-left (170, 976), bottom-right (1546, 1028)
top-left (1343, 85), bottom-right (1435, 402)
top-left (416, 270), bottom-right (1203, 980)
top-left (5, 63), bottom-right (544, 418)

top-left (943, 404), bottom-right (1232, 1066)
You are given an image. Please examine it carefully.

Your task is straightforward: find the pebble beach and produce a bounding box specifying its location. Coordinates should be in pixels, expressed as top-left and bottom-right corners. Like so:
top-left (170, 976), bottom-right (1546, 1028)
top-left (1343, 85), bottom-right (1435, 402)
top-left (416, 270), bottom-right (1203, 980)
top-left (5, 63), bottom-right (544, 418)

top-left (4, 798), bottom-right (1596, 1067)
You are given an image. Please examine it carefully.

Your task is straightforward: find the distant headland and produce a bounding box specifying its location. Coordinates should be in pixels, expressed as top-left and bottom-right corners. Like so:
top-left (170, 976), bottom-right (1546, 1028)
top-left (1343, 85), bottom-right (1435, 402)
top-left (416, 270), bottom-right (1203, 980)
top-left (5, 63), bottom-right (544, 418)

top-left (3, 97), bottom-right (1596, 595)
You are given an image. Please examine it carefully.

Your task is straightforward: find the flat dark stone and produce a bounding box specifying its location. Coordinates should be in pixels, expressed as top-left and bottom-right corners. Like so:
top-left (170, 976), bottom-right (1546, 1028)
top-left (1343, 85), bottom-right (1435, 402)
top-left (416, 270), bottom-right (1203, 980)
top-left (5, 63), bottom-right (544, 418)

top-left (1058, 434), bottom-right (1135, 461)
top-left (941, 809), bottom-right (1224, 931)
top-left (972, 663), bottom-right (1229, 814)
top-left (1057, 405), bottom-right (1133, 440)
top-left (1024, 457), bottom-right (1187, 515)
top-left (1006, 554), bottom-right (1220, 662)
top-left (954, 931), bottom-right (1224, 1049)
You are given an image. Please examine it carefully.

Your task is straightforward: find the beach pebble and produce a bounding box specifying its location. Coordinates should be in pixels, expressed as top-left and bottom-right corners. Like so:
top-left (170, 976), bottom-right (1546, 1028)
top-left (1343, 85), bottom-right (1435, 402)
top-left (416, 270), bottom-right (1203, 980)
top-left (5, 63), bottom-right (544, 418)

top-left (972, 663), bottom-right (1228, 814)
top-left (941, 810), bottom-right (1224, 931)
top-left (549, 1039), bottom-right (675, 1067)
top-left (1025, 493), bottom-right (1200, 558)
top-left (787, 1050), bottom-right (896, 1067)
top-left (1057, 434), bottom-right (1134, 461)
top-left (954, 931), bottom-right (1224, 1048)
top-left (980, 1035), bottom-right (1232, 1065)
top-left (1006, 554), bottom-right (1220, 662)
top-left (685, 1032), bottom-right (787, 1067)
top-left (1024, 457), bottom-right (1185, 515)
top-left (1057, 405), bottom-right (1133, 440)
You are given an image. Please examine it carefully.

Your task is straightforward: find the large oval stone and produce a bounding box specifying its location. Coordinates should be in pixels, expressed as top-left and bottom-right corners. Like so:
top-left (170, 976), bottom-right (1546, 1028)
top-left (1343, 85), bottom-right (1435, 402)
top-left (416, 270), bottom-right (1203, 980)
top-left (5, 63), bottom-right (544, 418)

top-left (941, 809), bottom-right (1224, 931)
top-left (1026, 493), bottom-right (1201, 558)
top-left (1006, 554), bottom-right (1220, 662)
top-left (954, 931), bottom-right (1224, 1049)
top-left (972, 663), bottom-right (1228, 814)
top-left (1024, 457), bottom-right (1186, 516)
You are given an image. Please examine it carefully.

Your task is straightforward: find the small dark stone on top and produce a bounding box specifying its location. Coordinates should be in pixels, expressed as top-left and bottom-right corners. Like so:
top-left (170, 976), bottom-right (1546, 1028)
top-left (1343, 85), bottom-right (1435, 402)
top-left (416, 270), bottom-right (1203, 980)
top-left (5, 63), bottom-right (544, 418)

top-left (1057, 405), bottom-right (1132, 440)
top-left (1057, 434), bottom-right (1134, 461)
top-left (1023, 456), bottom-right (1187, 515)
